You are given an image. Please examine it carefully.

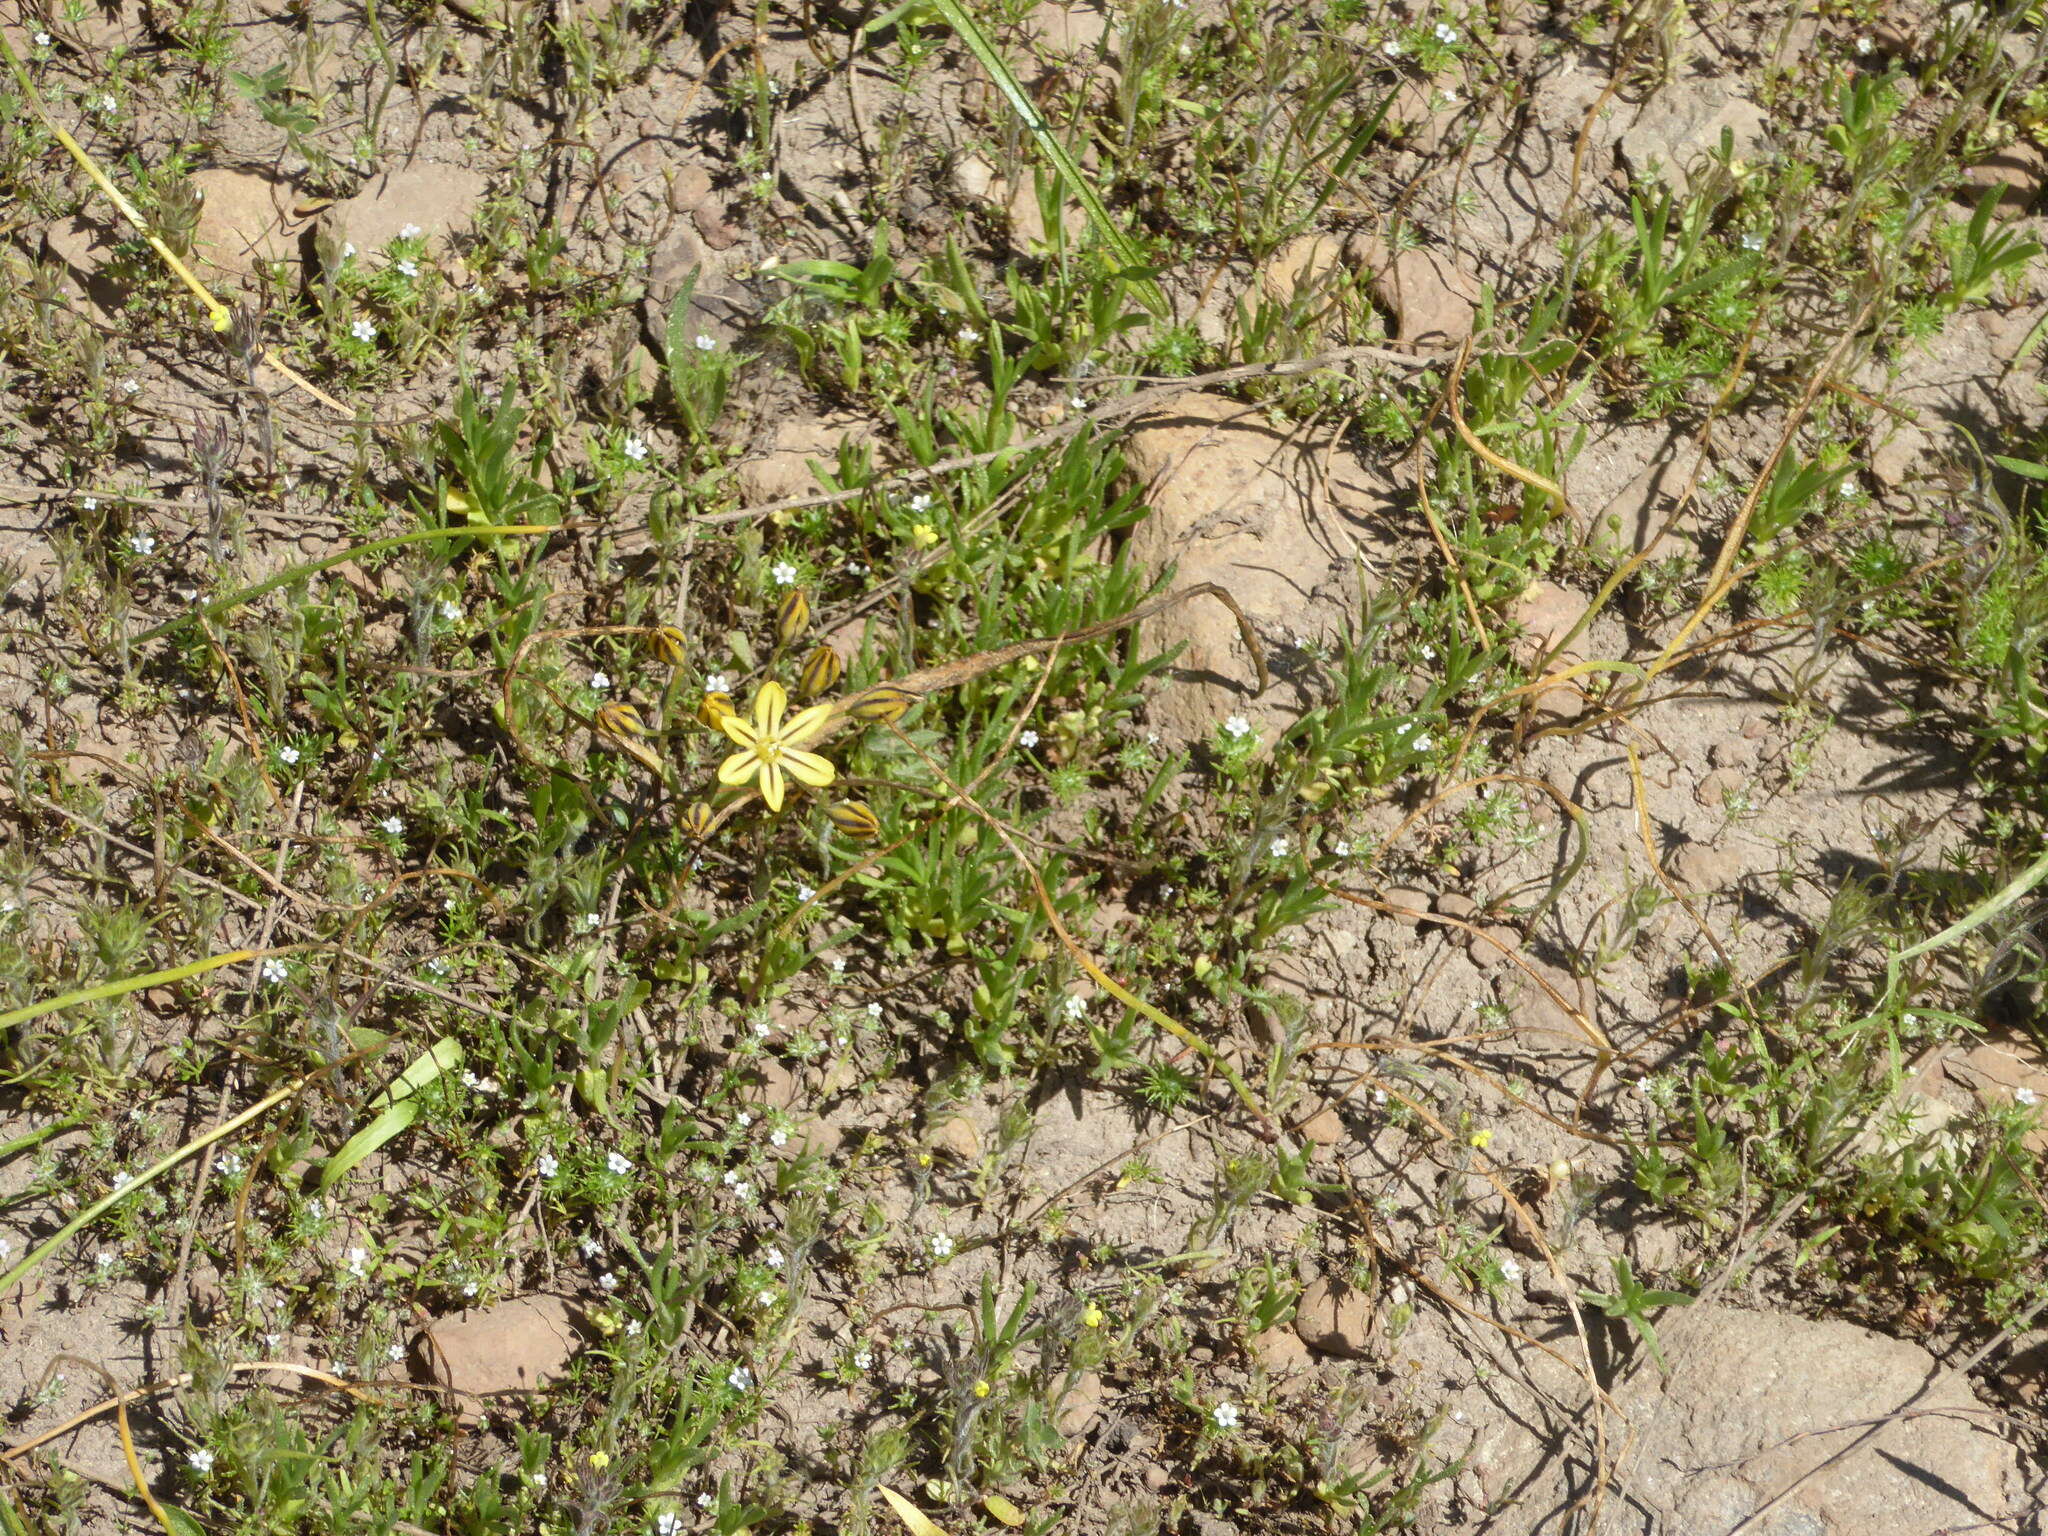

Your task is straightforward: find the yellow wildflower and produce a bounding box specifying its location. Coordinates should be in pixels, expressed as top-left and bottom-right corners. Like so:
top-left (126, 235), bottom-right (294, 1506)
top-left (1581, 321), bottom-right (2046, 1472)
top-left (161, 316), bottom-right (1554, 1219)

top-left (716, 680), bottom-right (835, 813)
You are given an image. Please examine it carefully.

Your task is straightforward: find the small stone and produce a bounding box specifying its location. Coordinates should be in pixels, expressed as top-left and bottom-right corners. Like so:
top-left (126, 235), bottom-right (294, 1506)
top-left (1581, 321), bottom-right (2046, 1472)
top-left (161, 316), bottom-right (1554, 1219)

top-left (412, 1296), bottom-right (577, 1418)
top-left (926, 1114), bottom-right (981, 1163)
top-left (1056, 1370), bottom-right (1104, 1436)
top-left (189, 168), bottom-right (300, 281)
top-left (1257, 232), bottom-right (1348, 308)
top-left (1348, 233), bottom-right (1483, 348)
top-left (1617, 86), bottom-right (1769, 196)
top-left (1495, 959), bottom-right (1598, 1049)
top-left (1669, 841), bottom-right (1743, 891)
top-left (692, 201), bottom-right (741, 250)
top-left (1467, 924), bottom-right (1522, 969)
top-left (1140, 1463), bottom-right (1172, 1493)
top-left (1295, 1275), bottom-right (1375, 1358)
top-left (1249, 1325), bottom-right (1315, 1384)
top-left (1962, 140), bottom-right (2047, 212)
top-left (951, 152), bottom-right (998, 203)
top-left (1510, 580), bottom-right (1590, 667)
top-left (1296, 1104), bottom-right (1346, 1147)
top-left (1694, 766), bottom-right (1746, 811)
top-left (321, 165), bottom-right (487, 262)
top-left (1382, 886), bottom-right (1432, 926)
top-left (1870, 424), bottom-right (1930, 489)
top-left (1432, 892), bottom-right (1478, 926)
top-left (1527, 665), bottom-right (1587, 725)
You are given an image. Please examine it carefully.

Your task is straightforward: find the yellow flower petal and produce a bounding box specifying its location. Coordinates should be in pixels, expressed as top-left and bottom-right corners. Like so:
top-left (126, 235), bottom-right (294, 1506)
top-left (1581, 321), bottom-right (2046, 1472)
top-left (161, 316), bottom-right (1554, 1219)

top-left (720, 714), bottom-right (759, 749)
top-left (753, 680), bottom-right (787, 736)
top-left (781, 702), bottom-right (832, 748)
top-left (718, 750), bottom-right (762, 787)
top-left (759, 759), bottom-right (786, 812)
top-left (782, 748), bottom-right (835, 789)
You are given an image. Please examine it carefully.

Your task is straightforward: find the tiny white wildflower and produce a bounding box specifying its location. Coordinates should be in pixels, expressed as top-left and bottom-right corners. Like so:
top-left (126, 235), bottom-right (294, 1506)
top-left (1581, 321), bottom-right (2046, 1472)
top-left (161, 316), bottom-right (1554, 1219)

top-left (909, 493), bottom-right (932, 513)
top-left (621, 434), bottom-right (648, 463)
top-left (345, 1246), bottom-right (367, 1277)
top-left (439, 598), bottom-right (462, 622)
top-left (581, 911), bottom-right (602, 931)
top-left (380, 815), bottom-right (404, 836)
top-left (770, 1127), bottom-right (788, 1147)
top-left (537, 1152), bottom-right (560, 1179)
top-left (589, 671), bottom-right (611, 692)
top-left (341, 242), bottom-right (356, 259)
top-left (398, 223), bottom-right (422, 239)
top-left (187, 1448), bottom-right (215, 1474)
top-left (1063, 994), bottom-right (1087, 1020)
top-left (127, 531), bottom-right (155, 556)
top-left (1222, 714), bottom-right (1253, 740)
top-left (795, 884), bottom-right (815, 902)
top-left (599, 1271), bottom-right (618, 1292)
top-left (1741, 232), bottom-right (1765, 252)
top-left (261, 957), bottom-right (288, 984)
top-left (350, 319), bottom-right (377, 343)
top-left (1333, 839), bottom-right (1351, 858)
top-left (704, 672), bottom-right (730, 692)
top-left (929, 1233), bottom-right (955, 1259)
top-left (735, 1111), bottom-right (753, 1130)
top-left (82, 496), bottom-right (99, 511)
top-left (1019, 729), bottom-right (1039, 748)
top-left (96, 1250), bottom-right (114, 1269)
top-left (277, 745), bottom-right (300, 766)
top-left (606, 1150), bottom-right (633, 1176)
top-left (580, 1235), bottom-right (603, 1258)
top-left (217, 1153), bottom-right (242, 1176)
top-left (727, 1365), bottom-right (754, 1390)
top-left (1434, 21), bottom-right (1458, 43)
top-left (695, 333), bottom-right (717, 351)
top-left (2016, 1086), bottom-right (2039, 1107)
top-left (396, 258), bottom-right (420, 277)
top-left (756, 1287), bottom-right (778, 1306)
top-left (854, 1347), bottom-right (874, 1371)
top-left (1855, 34), bottom-right (1873, 55)
top-left (1270, 835), bottom-right (1291, 859)
top-left (1213, 1402), bottom-right (1241, 1430)
top-left (770, 561), bottom-right (798, 585)
top-left (656, 1514), bottom-right (684, 1535)
top-left (1500, 1256), bottom-right (1523, 1284)
top-left (958, 326), bottom-right (981, 343)
top-left (33, 30), bottom-right (50, 44)
top-left (1381, 37), bottom-right (1404, 56)
top-left (97, 93), bottom-right (118, 114)
top-left (867, 1001), bottom-right (883, 1019)
top-left (697, 1492), bottom-right (715, 1509)
top-left (763, 1245), bottom-right (785, 1268)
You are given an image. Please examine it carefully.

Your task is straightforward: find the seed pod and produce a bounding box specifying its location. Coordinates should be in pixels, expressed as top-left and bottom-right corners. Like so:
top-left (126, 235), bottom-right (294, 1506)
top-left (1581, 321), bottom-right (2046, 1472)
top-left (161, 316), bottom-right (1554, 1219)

top-left (698, 691), bottom-right (735, 730)
top-left (828, 801), bottom-right (881, 840)
top-left (683, 801), bottom-right (714, 837)
top-left (774, 589), bottom-right (810, 647)
top-left (798, 644), bottom-right (843, 698)
top-left (648, 625), bottom-right (687, 667)
top-left (847, 685), bottom-right (916, 725)
top-left (593, 703), bottom-right (660, 772)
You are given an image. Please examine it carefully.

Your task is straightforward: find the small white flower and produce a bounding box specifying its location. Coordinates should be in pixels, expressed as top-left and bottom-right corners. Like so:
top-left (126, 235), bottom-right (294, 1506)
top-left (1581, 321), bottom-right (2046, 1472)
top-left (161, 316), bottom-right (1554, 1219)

top-left (1855, 34), bottom-right (1873, 54)
top-left (763, 1245), bottom-right (785, 1269)
top-left (730, 1180), bottom-right (752, 1201)
top-left (621, 435), bottom-right (648, 463)
top-left (695, 333), bottom-right (717, 351)
top-left (345, 1246), bottom-right (367, 1277)
top-left (187, 1448), bottom-right (215, 1474)
top-left (580, 1235), bottom-right (603, 1259)
top-left (599, 1271), bottom-right (618, 1292)
top-left (396, 258), bottom-right (420, 278)
top-left (2016, 1086), bottom-right (2039, 1107)
top-left (909, 494), bottom-right (932, 513)
top-left (866, 1001), bottom-right (883, 1019)
top-left (581, 911), bottom-right (602, 931)
top-left (127, 531), bottom-right (155, 556)
top-left (82, 496), bottom-right (98, 511)
top-left (589, 671), bottom-right (611, 691)
top-left (398, 223), bottom-right (423, 239)
top-left (929, 1233), bottom-right (955, 1259)
top-left (795, 884), bottom-right (816, 902)
top-left (769, 1127), bottom-right (788, 1147)
top-left (735, 1111), bottom-right (753, 1130)
top-left (958, 326), bottom-right (981, 343)
top-left (538, 1153), bottom-right (560, 1179)
top-left (728, 1365), bottom-right (754, 1391)
top-left (606, 1150), bottom-right (633, 1176)
top-left (1500, 1256), bottom-right (1523, 1284)
top-left (462, 1280), bottom-right (478, 1297)
top-left (1434, 21), bottom-right (1458, 43)
top-left (380, 815), bottom-right (404, 836)
top-left (705, 672), bottom-right (730, 693)
top-left (1412, 732), bottom-right (1433, 752)
top-left (34, 31), bottom-right (50, 44)
top-left (1333, 840), bottom-right (1351, 858)
top-left (96, 1250), bottom-right (114, 1269)
top-left (1381, 37), bottom-right (1404, 56)
top-left (387, 1342), bottom-right (405, 1363)
top-left (656, 1515), bottom-right (685, 1536)
top-left (97, 93), bottom-right (118, 114)
top-left (1019, 729), bottom-right (1039, 749)
top-left (756, 1287), bottom-right (778, 1306)
top-left (1063, 994), bottom-right (1087, 1020)
top-left (854, 1347), bottom-right (874, 1371)
top-left (111, 1170), bottom-right (132, 1189)
top-left (1213, 1401), bottom-right (1241, 1430)
top-left (770, 561), bottom-right (798, 585)
top-left (1269, 835), bottom-right (1291, 859)
top-left (277, 745), bottom-right (300, 766)
top-left (697, 1492), bottom-right (715, 1509)
top-left (1222, 714), bottom-right (1253, 740)
top-left (261, 957), bottom-right (288, 984)
top-left (439, 598), bottom-right (462, 622)
top-left (217, 1153), bottom-right (242, 1176)
top-left (350, 319), bottom-right (377, 343)
top-left (1741, 232), bottom-right (1765, 252)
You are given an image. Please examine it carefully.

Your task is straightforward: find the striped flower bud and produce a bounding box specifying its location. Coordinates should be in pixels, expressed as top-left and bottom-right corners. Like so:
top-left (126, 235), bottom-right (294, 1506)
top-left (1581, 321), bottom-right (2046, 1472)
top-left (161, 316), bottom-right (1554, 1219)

top-left (846, 685), bottom-right (916, 725)
top-left (774, 589), bottom-right (810, 647)
top-left (828, 801), bottom-right (881, 840)
top-left (798, 644), bottom-right (843, 698)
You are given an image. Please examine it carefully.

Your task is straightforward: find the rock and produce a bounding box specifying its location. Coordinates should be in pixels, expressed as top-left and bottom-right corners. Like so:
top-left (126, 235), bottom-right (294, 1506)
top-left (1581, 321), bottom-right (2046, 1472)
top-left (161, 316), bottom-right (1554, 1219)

top-left (1944, 1033), bottom-right (2048, 1152)
top-left (1249, 1324), bottom-right (1316, 1385)
top-left (1995, 1330), bottom-right (2048, 1406)
top-left (666, 163), bottom-right (714, 214)
top-left (1870, 423), bottom-right (1930, 489)
top-left (412, 1296), bottom-right (577, 1415)
top-left (1599, 439), bottom-right (1702, 562)
top-left (1616, 84), bottom-right (1769, 196)
top-left (1020, 0), bottom-right (1108, 60)
top-left (1123, 393), bottom-right (1395, 745)
top-left (1694, 765), bottom-right (1746, 811)
top-left (1494, 958), bottom-right (1597, 1049)
top-left (1140, 1462), bottom-right (1172, 1492)
top-left (1431, 891), bottom-right (1478, 928)
top-left (1348, 233), bottom-right (1482, 348)
top-left (735, 415), bottom-right (877, 505)
top-left (1510, 580), bottom-right (1589, 667)
top-left (645, 225), bottom-right (707, 308)
top-left (1382, 886), bottom-right (1432, 926)
top-left (1962, 140), bottom-right (2047, 212)
top-left (1526, 666), bottom-right (1587, 725)
top-left (39, 214), bottom-right (128, 321)
top-left (926, 1114), bottom-right (981, 1163)
top-left (951, 152), bottom-right (998, 203)
top-left (1056, 1369), bottom-right (1104, 1436)
top-left (1004, 176), bottom-right (1088, 251)
top-left (1257, 232), bottom-right (1348, 308)
top-left (1669, 841), bottom-right (1743, 891)
top-left (189, 169), bottom-right (301, 282)
top-left (1466, 923), bottom-right (1521, 969)
top-left (749, 1057), bottom-right (800, 1111)
top-left (692, 200), bottom-right (741, 250)
top-left (320, 164), bottom-right (488, 263)
top-left (1616, 1305), bottom-right (2022, 1532)
top-left (1295, 1103), bottom-right (1346, 1147)
top-left (1294, 1275), bottom-right (1374, 1358)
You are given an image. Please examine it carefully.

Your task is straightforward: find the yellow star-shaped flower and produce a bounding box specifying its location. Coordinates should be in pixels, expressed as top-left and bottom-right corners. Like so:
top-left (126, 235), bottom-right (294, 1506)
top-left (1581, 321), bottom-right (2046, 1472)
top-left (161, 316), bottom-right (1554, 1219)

top-left (716, 680), bottom-right (835, 813)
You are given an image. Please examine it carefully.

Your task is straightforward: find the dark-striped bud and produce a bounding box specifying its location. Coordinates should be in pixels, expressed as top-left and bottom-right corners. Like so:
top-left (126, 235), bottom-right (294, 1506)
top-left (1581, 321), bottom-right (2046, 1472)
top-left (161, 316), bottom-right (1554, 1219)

top-left (798, 644), bottom-right (843, 698)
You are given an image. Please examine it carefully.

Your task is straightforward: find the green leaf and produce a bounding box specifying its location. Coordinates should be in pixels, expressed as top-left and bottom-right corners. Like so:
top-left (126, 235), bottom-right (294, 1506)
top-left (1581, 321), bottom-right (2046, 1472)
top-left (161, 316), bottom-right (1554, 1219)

top-left (317, 1037), bottom-right (463, 1190)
